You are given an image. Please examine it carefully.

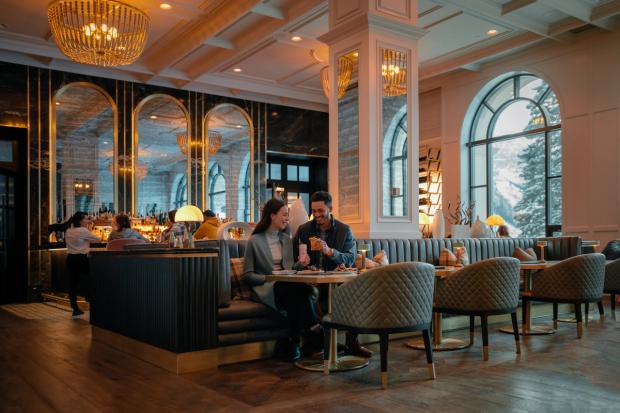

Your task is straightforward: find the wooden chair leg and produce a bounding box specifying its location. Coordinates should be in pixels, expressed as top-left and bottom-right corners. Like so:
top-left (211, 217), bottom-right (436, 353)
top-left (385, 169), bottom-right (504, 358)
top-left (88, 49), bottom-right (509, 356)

top-left (553, 302), bottom-right (558, 330)
top-left (511, 312), bottom-right (521, 354)
top-left (469, 315), bottom-right (475, 345)
top-left (585, 302), bottom-right (589, 325)
top-left (481, 315), bottom-right (489, 361)
top-left (323, 327), bottom-right (330, 375)
top-left (521, 298), bottom-right (528, 331)
top-left (575, 304), bottom-right (583, 339)
top-left (422, 329), bottom-right (435, 380)
top-left (380, 333), bottom-right (389, 389)
top-left (597, 300), bottom-right (605, 321)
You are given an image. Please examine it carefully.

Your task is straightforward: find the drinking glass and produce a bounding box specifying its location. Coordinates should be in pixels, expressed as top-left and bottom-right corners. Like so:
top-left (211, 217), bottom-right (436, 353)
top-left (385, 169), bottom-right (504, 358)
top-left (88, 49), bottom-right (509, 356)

top-left (536, 240), bottom-right (548, 262)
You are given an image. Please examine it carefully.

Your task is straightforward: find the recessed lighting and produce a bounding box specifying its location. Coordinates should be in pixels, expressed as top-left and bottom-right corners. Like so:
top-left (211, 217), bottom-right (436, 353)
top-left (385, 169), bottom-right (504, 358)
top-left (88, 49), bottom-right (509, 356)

top-left (291, 35), bottom-right (302, 42)
top-left (103, 141), bottom-right (109, 144)
top-left (233, 68), bottom-right (242, 73)
top-left (159, 3), bottom-right (172, 10)
top-left (487, 29), bottom-right (498, 36)
top-left (235, 125), bottom-right (242, 128)
top-left (150, 115), bottom-right (158, 119)
top-left (55, 102), bottom-right (60, 105)
top-left (353, 52), bottom-right (359, 57)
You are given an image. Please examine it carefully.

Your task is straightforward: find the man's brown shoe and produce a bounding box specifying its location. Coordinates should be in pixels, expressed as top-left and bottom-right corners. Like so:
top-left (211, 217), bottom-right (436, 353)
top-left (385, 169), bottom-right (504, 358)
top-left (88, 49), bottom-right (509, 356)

top-left (346, 334), bottom-right (373, 358)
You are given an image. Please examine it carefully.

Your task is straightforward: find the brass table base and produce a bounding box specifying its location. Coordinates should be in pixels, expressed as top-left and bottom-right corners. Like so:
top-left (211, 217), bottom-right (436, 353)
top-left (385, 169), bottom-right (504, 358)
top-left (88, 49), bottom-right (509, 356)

top-left (499, 325), bottom-right (556, 335)
top-left (295, 355), bottom-right (369, 372)
top-left (407, 337), bottom-right (471, 352)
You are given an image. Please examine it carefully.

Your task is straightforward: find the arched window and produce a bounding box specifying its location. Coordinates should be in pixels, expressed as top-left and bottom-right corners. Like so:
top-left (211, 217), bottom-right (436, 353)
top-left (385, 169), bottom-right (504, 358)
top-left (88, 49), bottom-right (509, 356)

top-left (208, 162), bottom-right (226, 218)
top-left (174, 175), bottom-right (187, 209)
top-left (468, 74), bottom-right (562, 237)
top-left (385, 113), bottom-right (408, 216)
top-left (237, 153), bottom-right (251, 221)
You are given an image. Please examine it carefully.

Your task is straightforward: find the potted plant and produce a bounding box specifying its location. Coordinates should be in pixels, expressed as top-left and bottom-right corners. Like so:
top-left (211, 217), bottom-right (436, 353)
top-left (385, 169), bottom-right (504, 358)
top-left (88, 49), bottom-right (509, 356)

top-left (447, 199), bottom-right (474, 239)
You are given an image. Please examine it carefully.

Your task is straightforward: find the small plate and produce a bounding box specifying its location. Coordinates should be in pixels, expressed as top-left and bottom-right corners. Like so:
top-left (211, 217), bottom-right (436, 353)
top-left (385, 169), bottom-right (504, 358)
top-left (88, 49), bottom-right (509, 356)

top-left (324, 271), bottom-right (357, 275)
top-left (297, 270), bottom-right (324, 275)
top-left (271, 270), bottom-right (297, 275)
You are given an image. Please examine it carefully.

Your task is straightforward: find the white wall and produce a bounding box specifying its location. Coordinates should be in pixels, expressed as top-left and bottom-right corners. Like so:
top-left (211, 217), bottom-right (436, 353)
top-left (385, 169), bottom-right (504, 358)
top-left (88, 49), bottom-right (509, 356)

top-left (419, 28), bottom-right (620, 247)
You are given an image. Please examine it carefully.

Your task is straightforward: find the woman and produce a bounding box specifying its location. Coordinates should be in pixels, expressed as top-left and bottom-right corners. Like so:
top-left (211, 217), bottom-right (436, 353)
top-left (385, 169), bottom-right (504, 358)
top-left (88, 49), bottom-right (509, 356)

top-left (65, 212), bottom-right (101, 317)
top-left (108, 214), bottom-right (148, 242)
top-left (243, 199), bottom-right (321, 361)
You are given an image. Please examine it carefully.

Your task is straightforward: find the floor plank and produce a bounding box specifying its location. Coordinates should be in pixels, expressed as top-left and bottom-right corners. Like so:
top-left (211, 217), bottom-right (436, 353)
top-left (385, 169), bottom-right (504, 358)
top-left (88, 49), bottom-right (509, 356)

top-left (1, 305), bottom-right (619, 412)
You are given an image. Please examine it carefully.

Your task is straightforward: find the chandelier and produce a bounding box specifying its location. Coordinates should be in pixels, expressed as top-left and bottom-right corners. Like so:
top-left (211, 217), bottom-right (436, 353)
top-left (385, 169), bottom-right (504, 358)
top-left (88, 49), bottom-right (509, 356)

top-left (177, 131), bottom-right (222, 156)
top-left (381, 49), bottom-right (407, 97)
top-left (320, 56), bottom-right (353, 99)
top-left (48, 0), bottom-right (150, 67)
top-left (109, 156), bottom-right (147, 180)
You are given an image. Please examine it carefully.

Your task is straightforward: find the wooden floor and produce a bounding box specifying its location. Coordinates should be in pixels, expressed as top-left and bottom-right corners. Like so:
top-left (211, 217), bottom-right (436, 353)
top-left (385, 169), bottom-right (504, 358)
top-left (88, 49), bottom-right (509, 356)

top-left (1, 304), bottom-right (620, 412)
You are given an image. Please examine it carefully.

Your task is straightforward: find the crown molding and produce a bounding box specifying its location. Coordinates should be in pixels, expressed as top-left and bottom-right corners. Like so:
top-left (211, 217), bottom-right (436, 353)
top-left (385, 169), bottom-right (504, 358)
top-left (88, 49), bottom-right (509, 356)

top-left (318, 13), bottom-right (427, 45)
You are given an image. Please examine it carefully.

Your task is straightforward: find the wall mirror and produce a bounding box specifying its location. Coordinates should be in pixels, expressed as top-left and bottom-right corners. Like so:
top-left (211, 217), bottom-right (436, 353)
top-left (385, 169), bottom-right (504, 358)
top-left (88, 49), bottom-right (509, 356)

top-left (204, 104), bottom-right (252, 221)
top-left (134, 95), bottom-right (189, 217)
top-left (380, 46), bottom-right (409, 218)
top-left (52, 82), bottom-right (116, 223)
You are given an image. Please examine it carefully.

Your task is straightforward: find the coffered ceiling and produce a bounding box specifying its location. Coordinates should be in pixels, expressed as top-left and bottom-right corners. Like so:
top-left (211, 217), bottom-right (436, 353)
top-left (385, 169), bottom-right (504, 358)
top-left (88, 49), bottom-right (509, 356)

top-left (0, 0), bottom-right (618, 112)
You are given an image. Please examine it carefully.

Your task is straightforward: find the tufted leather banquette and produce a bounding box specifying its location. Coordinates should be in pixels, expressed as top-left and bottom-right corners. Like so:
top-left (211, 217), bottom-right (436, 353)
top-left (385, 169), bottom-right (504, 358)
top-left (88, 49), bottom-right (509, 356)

top-left (207, 236), bottom-right (581, 347)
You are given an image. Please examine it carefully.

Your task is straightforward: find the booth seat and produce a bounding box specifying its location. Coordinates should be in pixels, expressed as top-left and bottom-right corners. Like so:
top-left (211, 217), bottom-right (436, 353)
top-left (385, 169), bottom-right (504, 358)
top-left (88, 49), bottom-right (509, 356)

top-left (207, 236), bottom-right (582, 347)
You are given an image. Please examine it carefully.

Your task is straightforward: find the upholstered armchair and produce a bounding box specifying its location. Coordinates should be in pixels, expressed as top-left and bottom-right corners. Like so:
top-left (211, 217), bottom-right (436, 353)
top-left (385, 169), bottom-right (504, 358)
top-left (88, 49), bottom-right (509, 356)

top-left (604, 258), bottom-right (620, 314)
top-left (525, 253), bottom-right (606, 338)
top-left (322, 262), bottom-right (435, 389)
top-left (434, 257), bottom-right (521, 361)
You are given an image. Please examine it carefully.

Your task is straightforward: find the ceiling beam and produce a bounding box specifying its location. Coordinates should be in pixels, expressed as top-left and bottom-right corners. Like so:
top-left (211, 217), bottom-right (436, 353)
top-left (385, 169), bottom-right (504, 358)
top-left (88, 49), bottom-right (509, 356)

top-left (501, 0), bottom-right (537, 15)
top-left (251, 3), bottom-right (285, 20)
top-left (203, 37), bottom-right (236, 50)
top-left (435, 0), bottom-right (554, 39)
top-left (591, 0), bottom-right (620, 21)
top-left (181, 0), bottom-right (325, 79)
top-left (538, 0), bottom-right (613, 30)
top-left (139, 0), bottom-right (262, 74)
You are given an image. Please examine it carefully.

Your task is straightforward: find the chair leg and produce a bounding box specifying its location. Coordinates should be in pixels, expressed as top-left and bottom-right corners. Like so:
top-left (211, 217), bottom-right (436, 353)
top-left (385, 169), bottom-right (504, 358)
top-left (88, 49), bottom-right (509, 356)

top-left (380, 333), bottom-right (389, 389)
top-left (575, 304), bottom-right (583, 339)
top-left (511, 312), bottom-right (521, 354)
top-left (469, 315), bottom-right (475, 345)
top-left (323, 327), bottom-right (330, 375)
top-left (585, 302), bottom-right (589, 325)
top-left (521, 297), bottom-right (528, 332)
top-left (553, 302), bottom-right (558, 330)
top-left (422, 329), bottom-right (435, 380)
top-left (481, 315), bottom-right (489, 361)
top-left (612, 294), bottom-right (617, 313)
top-left (597, 300), bottom-right (605, 321)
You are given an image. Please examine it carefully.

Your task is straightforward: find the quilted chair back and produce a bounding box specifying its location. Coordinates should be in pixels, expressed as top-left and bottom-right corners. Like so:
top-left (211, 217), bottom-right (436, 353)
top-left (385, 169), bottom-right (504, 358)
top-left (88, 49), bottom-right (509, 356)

top-left (328, 262), bottom-right (435, 330)
top-left (532, 253), bottom-right (606, 301)
top-left (604, 258), bottom-right (620, 292)
top-left (434, 257), bottom-right (521, 313)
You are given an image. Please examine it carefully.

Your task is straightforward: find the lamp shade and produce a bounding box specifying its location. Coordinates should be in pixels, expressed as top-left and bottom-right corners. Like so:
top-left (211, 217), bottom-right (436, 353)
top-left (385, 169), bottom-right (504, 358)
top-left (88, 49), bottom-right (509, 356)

top-left (175, 205), bottom-right (204, 223)
top-left (419, 212), bottom-right (431, 225)
top-left (486, 214), bottom-right (505, 226)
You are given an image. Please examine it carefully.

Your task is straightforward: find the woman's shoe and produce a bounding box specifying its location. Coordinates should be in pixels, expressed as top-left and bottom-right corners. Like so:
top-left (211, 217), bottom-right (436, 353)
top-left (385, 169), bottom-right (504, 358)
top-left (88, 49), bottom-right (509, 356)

top-left (288, 343), bottom-right (301, 362)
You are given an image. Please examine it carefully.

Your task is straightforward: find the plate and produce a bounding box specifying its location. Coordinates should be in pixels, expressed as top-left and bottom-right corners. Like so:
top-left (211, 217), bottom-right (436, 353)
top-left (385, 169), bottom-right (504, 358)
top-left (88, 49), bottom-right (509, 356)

top-left (324, 271), bottom-right (357, 276)
top-left (297, 270), bottom-right (324, 275)
top-left (271, 270), bottom-right (297, 275)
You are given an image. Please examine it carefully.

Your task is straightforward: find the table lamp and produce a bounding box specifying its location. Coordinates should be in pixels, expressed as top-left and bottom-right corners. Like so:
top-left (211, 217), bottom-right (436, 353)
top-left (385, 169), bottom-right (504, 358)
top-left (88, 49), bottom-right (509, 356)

top-left (486, 214), bottom-right (505, 237)
top-left (536, 240), bottom-right (548, 262)
top-left (174, 205), bottom-right (204, 248)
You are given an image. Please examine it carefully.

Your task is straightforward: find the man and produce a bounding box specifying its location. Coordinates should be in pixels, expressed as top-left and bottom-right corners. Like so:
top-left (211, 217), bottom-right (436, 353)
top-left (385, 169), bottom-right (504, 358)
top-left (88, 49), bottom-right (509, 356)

top-left (194, 209), bottom-right (220, 240)
top-left (293, 191), bottom-right (372, 358)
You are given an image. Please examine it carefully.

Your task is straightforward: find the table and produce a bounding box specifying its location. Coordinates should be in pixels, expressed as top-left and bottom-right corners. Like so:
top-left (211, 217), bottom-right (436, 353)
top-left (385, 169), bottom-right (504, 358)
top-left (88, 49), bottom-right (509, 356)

top-left (407, 266), bottom-right (470, 351)
top-left (264, 271), bottom-right (369, 372)
top-left (499, 260), bottom-right (560, 335)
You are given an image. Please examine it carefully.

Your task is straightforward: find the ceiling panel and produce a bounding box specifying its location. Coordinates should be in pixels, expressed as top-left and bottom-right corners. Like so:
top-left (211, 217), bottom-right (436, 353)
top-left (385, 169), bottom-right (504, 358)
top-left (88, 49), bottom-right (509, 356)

top-left (226, 41), bottom-right (316, 79)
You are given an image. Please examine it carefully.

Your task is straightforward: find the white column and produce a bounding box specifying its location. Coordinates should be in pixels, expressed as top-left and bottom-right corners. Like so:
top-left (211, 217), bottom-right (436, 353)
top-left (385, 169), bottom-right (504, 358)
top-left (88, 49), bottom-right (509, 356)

top-left (319, 0), bottom-right (426, 238)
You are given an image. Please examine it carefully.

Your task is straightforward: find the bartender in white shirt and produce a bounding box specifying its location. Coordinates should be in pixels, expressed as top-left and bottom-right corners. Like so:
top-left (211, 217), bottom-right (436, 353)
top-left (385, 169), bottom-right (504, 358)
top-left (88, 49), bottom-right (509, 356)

top-left (64, 212), bottom-right (100, 316)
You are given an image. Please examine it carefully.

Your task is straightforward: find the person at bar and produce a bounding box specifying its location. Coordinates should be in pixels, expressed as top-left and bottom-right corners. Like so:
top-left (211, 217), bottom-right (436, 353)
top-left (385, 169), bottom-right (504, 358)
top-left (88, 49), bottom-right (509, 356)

top-left (243, 198), bottom-right (321, 361)
top-left (194, 209), bottom-right (220, 240)
top-left (161, 209), bottom-right (186, 243)
top-left (64, 212), bottom-right (101, 317)
top-left (108, 214), bottom-right (148, 242)
top-left (293, 191), bottom-right (372, 358)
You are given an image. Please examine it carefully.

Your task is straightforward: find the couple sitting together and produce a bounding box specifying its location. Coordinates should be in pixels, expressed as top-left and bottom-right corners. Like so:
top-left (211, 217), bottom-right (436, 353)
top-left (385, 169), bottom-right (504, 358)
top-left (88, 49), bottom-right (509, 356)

top-left (243, 191), bottom-right (371, 361)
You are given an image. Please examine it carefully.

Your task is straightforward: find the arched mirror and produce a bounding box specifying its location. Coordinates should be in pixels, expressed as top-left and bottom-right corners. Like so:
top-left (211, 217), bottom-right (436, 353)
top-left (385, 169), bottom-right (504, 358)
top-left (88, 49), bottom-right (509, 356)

top-left (134, 95), bottom-right (189, 217)
top-left (51, 83), bottom-right (117, 223)
top-left (203, 104), bottom-right (252, 221)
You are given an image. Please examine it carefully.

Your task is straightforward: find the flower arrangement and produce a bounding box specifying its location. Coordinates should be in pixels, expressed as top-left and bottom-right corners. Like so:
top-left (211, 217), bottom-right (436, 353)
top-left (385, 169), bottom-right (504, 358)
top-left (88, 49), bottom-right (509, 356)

top-left (447, 199), bottom-right (475, 226)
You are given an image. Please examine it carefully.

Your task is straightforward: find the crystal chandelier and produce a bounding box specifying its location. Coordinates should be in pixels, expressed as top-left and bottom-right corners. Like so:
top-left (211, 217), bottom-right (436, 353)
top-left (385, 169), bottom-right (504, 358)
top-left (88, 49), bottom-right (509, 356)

top-left (381, 49), bottom-right (407, 97)
top-left (109, 156), bottom-right (147, 180)
top-left (320, 56), bottom-right (353, 99)
top-left (177, 131), bottom-right (222, 156)
top-left (48, 0), bottom-right (150, 67)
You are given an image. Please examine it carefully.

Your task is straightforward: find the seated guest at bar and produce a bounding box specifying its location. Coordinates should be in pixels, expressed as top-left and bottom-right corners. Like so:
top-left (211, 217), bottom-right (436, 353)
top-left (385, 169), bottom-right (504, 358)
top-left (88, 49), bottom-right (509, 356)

top-left (243, 198), bottom-right (321, 361)
top-left (293, 190), bottom-right (372, 358)
top-left (108, 214), bottom-right (148, 242)
top-left (65, 212), bottom-right (101, 317)
top-left (194, 210), bottom-right (220, 240)
top-left (161, 209), bottom-right (186, 242)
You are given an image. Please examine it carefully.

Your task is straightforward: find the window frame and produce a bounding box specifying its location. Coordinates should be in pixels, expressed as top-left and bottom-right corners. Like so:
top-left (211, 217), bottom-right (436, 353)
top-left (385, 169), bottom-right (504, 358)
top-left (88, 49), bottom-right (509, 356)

top-left (208, 162), bottom-right (226, 216)
top-left (387, 114), bottom-right (408, 216)
top-left (467, 74), bottom-right (562, 237)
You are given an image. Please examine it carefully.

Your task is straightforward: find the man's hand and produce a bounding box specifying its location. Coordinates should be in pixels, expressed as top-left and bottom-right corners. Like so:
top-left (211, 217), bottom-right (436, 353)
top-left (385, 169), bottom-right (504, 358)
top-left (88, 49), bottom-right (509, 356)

top-left (320, 240), bottom-right (334, 257)
top-left (298, 254), bottom-right (311, 266)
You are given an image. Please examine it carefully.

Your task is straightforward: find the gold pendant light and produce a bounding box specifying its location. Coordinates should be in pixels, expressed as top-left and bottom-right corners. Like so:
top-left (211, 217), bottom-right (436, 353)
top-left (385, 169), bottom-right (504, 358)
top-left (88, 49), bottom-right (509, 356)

top-left (320, 56), bottom-right (353, 99)
top-left (48, 0), bottom-right (150, 67)
top-left (381, 49), bottom-right (407, 97)
top-left (177, 131), bottom-right (222, 156)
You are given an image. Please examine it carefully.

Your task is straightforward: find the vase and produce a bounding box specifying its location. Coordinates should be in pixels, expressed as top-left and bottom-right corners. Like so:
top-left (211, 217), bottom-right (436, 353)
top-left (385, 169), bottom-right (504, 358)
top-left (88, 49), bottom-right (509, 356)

top-left (451, 224), bottom-right (471, 239)
top-left (431, 209), bottom-right (445, 239)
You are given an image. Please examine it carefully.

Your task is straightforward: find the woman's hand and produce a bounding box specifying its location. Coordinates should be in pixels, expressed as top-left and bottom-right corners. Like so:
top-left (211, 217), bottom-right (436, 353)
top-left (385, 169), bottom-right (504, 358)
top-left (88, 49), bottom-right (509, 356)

top-left (298, 254), bottom-right (311, 266)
